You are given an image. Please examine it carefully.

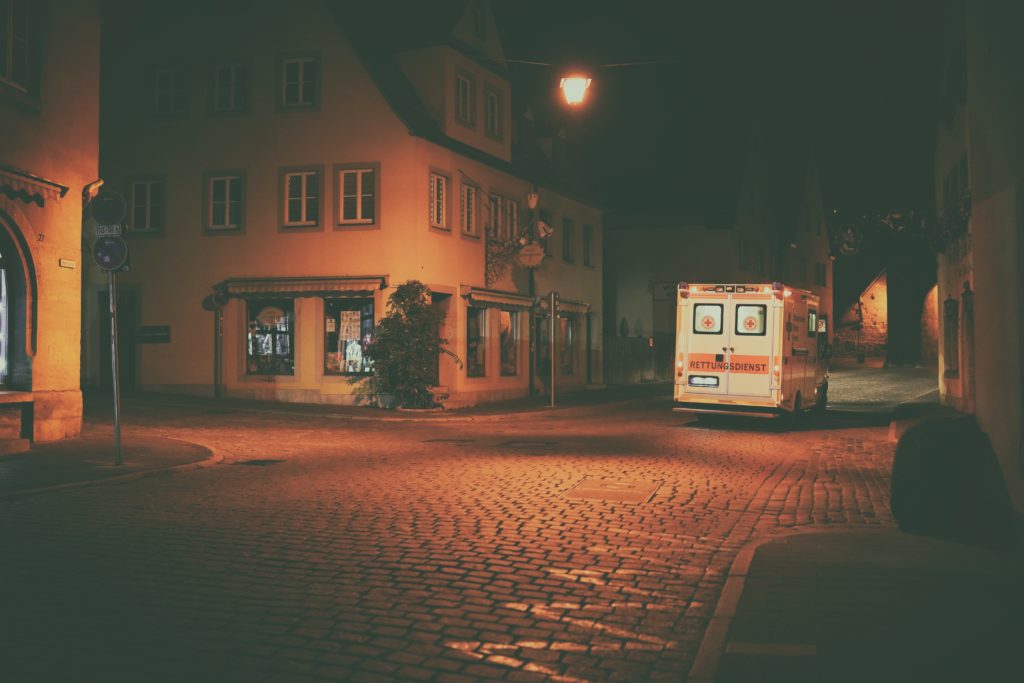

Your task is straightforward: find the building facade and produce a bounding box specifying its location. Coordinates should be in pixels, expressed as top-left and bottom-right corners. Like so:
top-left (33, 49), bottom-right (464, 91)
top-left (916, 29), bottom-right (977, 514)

top-left (0, 0), bottom-right (98, 445)
top-left (934, 0), bottom-right (1024, 521)
top-left (93, 0), bottom-right (602, 407)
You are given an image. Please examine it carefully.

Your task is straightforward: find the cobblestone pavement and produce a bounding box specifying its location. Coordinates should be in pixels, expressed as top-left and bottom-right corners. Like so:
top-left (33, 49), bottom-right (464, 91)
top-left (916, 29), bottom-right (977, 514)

top-left (0, 391), bottom-right (897, 682)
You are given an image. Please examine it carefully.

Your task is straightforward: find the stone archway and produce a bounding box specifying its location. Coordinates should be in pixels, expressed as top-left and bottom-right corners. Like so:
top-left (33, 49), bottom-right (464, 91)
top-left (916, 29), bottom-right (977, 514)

top-left (0, 209), bottom-right (38, 389)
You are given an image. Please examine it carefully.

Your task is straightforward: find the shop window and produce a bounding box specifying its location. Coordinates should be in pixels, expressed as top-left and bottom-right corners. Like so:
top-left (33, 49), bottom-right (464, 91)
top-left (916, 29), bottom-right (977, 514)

top-left (559, 315), bottom-right (575, 374)
top-left (246, 299), bottom-right (294, 375)
top-left (944, 297), bottom-right (959, 377)
top-left (499, 310), bottom-right (517, 376)
top-left (466, 306), bottom-right (485, 377)
top-left (735, 304), bottom-right (766, 336)
top-left (324, 298), bottom-right (373, 375)
top-left (535, 316), bottom-right (549, 376)
top-left (693, 303), bottom-right (723, 335)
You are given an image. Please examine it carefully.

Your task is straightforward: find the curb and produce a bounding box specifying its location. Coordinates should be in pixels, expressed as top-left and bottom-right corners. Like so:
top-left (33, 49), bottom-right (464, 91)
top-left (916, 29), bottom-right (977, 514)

top-left (0, 437), bottom-right (223, 501)
top-left (686, 526), bottom-right (888, 683)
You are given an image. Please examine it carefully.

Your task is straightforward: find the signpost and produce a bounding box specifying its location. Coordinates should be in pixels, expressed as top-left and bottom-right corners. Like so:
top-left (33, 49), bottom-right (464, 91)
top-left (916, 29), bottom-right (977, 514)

top-left (90, 191), bottom-right (128, 466)
top-left (549, 291), bottom-right (558, 407)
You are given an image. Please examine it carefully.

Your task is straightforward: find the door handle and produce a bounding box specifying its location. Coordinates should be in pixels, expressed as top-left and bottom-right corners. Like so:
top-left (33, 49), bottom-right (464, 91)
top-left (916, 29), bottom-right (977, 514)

top-left (722, 347), bottom-right (728, 353)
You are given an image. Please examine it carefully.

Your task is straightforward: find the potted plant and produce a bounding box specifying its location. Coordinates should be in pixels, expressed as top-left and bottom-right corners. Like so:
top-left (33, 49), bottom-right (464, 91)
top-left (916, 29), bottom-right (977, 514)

top-left (364, 280), bottom-right (445, 409)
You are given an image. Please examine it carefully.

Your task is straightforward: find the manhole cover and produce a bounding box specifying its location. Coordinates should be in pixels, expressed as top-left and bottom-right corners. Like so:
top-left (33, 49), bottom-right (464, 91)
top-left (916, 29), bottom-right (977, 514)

top-left (565, 477), bottom-right (662, 503)
top-left (423, 438), bottom-right (476, 445)
top-left (234, 459), bottom-right (285, 467)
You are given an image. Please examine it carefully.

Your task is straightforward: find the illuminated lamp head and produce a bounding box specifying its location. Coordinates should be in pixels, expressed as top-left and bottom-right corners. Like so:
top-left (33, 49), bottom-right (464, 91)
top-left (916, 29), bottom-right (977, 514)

top-left (560, 75), bottom-right (592, 106)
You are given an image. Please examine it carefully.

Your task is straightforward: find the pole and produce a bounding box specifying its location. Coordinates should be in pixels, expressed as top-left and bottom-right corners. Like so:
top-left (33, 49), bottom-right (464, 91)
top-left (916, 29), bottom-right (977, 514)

top-left (528, 269), bottom-right (535, 396)
top-left (108, 270), bottom-right (122, 466)
top-left (549, 290), bottom-right (557, 407)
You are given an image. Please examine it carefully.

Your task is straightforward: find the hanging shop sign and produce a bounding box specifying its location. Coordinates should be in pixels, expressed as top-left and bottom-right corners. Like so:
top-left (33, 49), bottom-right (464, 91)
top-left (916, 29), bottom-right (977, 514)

top-left (517, 242), bottom-right (545, 268)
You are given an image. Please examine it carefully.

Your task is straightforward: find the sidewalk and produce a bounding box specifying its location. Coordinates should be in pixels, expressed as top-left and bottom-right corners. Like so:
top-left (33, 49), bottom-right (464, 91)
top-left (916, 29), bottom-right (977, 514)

top-left (690, 528), bottom-right (1024, 683)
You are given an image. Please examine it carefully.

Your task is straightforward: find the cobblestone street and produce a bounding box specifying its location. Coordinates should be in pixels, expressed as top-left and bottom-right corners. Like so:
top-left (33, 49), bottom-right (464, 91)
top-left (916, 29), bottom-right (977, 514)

top-left (0, 379), bottom-right (911, 682)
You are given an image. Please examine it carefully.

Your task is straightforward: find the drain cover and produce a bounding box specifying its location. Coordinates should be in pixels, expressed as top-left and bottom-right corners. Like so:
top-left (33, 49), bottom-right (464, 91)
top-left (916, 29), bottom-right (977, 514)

top-left (565, 477), bottom-right (662, 503)
top-left (235, 459), bottom-right (285, 467)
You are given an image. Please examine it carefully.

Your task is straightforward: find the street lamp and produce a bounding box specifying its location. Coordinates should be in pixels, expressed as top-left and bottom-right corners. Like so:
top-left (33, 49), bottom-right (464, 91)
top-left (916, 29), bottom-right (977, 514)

top-left (559, 75), bottom-right (592, 106)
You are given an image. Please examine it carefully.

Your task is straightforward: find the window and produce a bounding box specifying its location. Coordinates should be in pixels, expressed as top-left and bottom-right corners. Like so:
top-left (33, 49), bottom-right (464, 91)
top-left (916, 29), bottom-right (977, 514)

top-left (466, 306), bottom-right (485, 377)
top-left (246, 299), bottom-right (294, 375)
top-left (337, 166), bottom-right (377, 225)
top-left (0, 0), bottom-right (31, 92)
top-left (429, 172), bottom-right (448, 229)
top-left (155, 67), bottom-right (186, 116)
top-left (455, 71), bottom-right (475, 125)
top-left (735, 304), bottom-right (767, 336)
top-left (280, 54), bottom-right (319, 108)
top-left (559, 315), bottom-right (575, 374)
top-left (488, 194), bottom-right (501, 239)
top-left (583, 224), bottom-right (593, 266)
top-left (282, 169), bottom-right (320, 227)
top-left (461, 184), bottom-right (477, 236)
top-left (324, 298), bottom-right (374, 375)
top-left (213, 62), bottom-right (248, 113)
top-left (815, 262), bottom-right (827, 287)
top-left (693, 304), bottom-right (723, 335)
top-left (807, 308), bottom-right (817, 338)
top-left (538, 209), bottom-right (552, 256)
top-left (206, 173), bottom-right (244, 231)
top-left (499, 310), bottom-right (517, 376)
top-left (943, 297), bottom-right (959, 376)
top-left (505, 200), bottom-right (518, 241)
top-left (485, 88), bottom-right (502, 138)
top-left (129, 180), bottom-right (164, 233)
top-left (562, 218), bottom-right (575, 262)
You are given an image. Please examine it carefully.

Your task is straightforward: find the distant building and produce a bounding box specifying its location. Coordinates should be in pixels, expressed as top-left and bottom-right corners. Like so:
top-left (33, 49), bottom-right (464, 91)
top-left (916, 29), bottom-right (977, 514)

top-left (934, 1), bottom-right (1024, 523)
top-left (0, 0), bottom-right (99, 445)
top-left (92, 0), bottom-right (602, 407)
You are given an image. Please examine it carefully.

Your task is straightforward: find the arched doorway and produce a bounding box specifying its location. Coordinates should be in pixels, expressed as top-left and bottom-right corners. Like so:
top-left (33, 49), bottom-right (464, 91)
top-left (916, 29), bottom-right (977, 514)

top-left (0, 211), bottom-right (35, 390)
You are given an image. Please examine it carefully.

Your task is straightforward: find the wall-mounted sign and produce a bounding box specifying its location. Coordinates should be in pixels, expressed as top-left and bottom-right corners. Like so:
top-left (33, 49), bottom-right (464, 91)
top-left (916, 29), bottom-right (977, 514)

top-left (95, 223), bottom-right (122, 237)
top-left (139, 325), bottom-right (171, 344)
top-left (58, 258), bottom-right (77, 269)
top-left (517, 243), bottom-right (545, 268)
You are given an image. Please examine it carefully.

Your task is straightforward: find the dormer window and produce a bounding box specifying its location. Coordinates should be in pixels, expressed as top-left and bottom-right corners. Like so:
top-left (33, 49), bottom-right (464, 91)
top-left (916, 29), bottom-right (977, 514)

top-left (455, 70), bottom-right (475, 126)
top-left (484, 87), bottom-right (502, 139)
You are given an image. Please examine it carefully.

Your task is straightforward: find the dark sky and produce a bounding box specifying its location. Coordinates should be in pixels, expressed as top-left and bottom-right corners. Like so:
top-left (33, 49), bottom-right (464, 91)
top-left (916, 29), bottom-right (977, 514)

top-left (494, 1), bottom-right (943, 216)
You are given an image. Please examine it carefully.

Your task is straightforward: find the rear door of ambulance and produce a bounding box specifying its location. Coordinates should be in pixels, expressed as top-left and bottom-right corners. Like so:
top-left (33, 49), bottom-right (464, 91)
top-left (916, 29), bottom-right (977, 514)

top-left (726, 292), bottom-right (774, 399)
top-left (681, 292), bottom-right (730, 396)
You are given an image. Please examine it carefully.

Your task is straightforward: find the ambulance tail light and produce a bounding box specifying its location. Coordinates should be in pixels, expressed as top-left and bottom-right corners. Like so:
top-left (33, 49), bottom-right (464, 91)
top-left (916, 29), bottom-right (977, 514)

top-left (678, 282), bottom-right (689, 299)
top-left (772, 282), bottom-right (785, 299)
top-left (783, 289), bottom-right (793, 298)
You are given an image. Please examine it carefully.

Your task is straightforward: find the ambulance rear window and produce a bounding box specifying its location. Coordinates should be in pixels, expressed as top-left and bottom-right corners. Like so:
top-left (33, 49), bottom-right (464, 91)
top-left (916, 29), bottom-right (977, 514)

top-left (693, 304), bottom-right (723, 334)
top-left (735, 304), bottom-right (767, 336)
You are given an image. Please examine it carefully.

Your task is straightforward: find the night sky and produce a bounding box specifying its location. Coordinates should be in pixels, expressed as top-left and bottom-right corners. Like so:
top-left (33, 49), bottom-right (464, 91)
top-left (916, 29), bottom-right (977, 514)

top-left (495, 1), bottom-right (943, 216)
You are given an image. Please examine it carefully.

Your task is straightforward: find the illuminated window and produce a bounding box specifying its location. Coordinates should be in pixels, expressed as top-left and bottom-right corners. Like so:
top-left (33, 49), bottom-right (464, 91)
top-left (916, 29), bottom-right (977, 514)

top-left (461, 184), bottom-right (477, 236)
top-left (205, 172), bottom-right (244, 231)
top-left (282, 169), bottom-right (320, 227)
top-left (485, 87), bottom-right (502, 138)
top-left (559, 315), bottom-right (575, 374)
top-left (466, 306), bottom-right (486, 377)
top-left (505, 199), bottom-right (518, 241)
top-left (0, 0), bottom-right (32, 92)
top-left (455, 71), bottom-right (475, 125)
top-left (429, 172), bottom-right (448, 229)
top-left (693, 304), bottom-right (723, 335)
top-left (488, 193), bottom-right (501, 239)
top-left (246, 299), bottom-right (294, 375)
top-left (154, 67), bottom-right (186, 116)
top-left (129, 179), bottom-right (164, 232)
top-left (324, 298), bottom-right (374, 375)
top-left (562, 218), bottom-right (575, 263)
top-left (337, 166), bottom-right (376, 225)
top-left (213, 62), bottom-right (248, 113)
top-left (583, 224), bottom-right (593, 266)
top-left (280, 54), bottom-right (319, 108)
top-left (807, 308), bottom-right (817, 337)
top-left (735, 304), bottom-right (767, 336)
top-left (499, 310), bottom-right (517, 376)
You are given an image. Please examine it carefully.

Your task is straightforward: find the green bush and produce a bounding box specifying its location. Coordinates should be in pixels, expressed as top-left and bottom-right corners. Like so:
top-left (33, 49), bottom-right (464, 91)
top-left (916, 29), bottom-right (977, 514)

top-left (364, 281), bottom-right (445, 408)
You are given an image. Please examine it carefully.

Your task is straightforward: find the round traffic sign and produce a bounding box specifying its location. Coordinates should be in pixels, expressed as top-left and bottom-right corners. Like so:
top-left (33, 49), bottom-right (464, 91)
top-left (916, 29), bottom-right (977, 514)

top-left (92, 236), bottom-right (129, 271)
top-left (89, 191), bottom-right (127, 225)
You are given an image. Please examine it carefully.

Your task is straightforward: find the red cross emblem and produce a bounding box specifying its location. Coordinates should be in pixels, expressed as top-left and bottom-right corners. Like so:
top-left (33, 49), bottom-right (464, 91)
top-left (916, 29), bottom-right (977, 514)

top-left (701, 316), bottom-right (716, 329)
top-left (744, 316), bottom-right (758, 331)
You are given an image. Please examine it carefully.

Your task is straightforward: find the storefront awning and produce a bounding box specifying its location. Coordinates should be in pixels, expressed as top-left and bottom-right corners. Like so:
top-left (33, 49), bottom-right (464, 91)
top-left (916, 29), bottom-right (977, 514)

top-left (460, 286), bottom-right (536, 310)
top-left (0, 163), bottom-right (69, 207)
top-left (216, 275), bottom-right (388, 298)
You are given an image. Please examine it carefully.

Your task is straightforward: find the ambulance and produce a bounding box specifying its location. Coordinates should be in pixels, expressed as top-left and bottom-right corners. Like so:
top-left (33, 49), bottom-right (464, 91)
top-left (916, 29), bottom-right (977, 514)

top-left (673, 282), bottom-right (830, 420)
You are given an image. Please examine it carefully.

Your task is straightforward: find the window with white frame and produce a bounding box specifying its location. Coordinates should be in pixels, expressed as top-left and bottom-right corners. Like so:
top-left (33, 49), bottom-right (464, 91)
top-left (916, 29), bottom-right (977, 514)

top-left (207, 174), bottom-right (243, 230)
top-left (338, 167), bottom-right (376, 225)
top-left (455, 71), bottom-right (474, 125)
top-left (213, 62), bottom-right (248, 113)
top-left (461, 183), bottom-right (477, 236)
top-left (505, 199), bottom-right (518, 242)
top-left (155, 67), bottom-right (186, 116)
top-left (488, 194), bottom-right (501, 239)
top-left (283, 169), bottom-right (320, 227)
top-left (0, 0), bottom-right (31, 92)
top-left (429, 172), bottom-right (448, 229)
top-left (281, 55), bottom-right (319, 108)
top-left (485, 88), bottom-right (502, 138)
top-left (130, 180), bottom-right (164, 232)
top-left (559, 315), bottom-right (575, 374)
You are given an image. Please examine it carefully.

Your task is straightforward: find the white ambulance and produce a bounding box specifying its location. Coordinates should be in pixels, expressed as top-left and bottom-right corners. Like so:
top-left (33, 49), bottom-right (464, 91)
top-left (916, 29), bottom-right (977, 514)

top-left (673, 282), bottom-right (830, 420)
